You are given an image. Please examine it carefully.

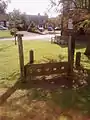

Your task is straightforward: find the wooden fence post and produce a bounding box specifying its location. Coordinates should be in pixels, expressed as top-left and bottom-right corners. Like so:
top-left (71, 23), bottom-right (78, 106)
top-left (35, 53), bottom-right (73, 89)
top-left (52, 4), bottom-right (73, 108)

top-left (14, 34), bottom-right (17, 45)
top-left (29, 50), bottom-right (34, 64)
top-left (68, 33), bottom-right (75, 74)
top-left (17, 34), bottom-right (25, 82)
top-left (68, 35), bottom-right (73, 73)
top-left (75, 52), bottom-right (81, 68)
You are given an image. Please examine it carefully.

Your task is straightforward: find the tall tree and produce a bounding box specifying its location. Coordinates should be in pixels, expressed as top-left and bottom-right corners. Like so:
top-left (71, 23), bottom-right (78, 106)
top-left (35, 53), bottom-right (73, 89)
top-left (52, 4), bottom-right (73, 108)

top-left (9, 9), bottom-right (22, 27)
top-left (0, 0), bottom-right (10, 14)
top-left (49, 0), bottom-right (90, 56)
top-left (49, 0), bottom-right (90, 12)
top-left (21, 13), bottom-right (28, 30)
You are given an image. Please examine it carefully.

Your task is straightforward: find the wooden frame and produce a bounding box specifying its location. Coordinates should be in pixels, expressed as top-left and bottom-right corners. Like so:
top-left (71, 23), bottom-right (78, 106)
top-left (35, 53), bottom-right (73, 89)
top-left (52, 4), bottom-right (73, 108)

top-left (24, 62), bottom-right (68, 78)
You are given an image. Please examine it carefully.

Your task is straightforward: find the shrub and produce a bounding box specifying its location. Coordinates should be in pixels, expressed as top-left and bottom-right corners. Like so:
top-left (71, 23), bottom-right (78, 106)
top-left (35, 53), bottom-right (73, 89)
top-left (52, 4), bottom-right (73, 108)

top-left (10, 28), bottom-right (18, 36)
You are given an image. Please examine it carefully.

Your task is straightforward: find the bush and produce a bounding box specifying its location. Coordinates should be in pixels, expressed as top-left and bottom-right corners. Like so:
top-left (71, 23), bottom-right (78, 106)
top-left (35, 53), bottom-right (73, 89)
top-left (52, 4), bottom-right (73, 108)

top-left (27, 26), bottom-right (37, 32)
top-left (10, 28), bottom-right (18, 36)
top-left (27, 21), bottom-right (37, 32)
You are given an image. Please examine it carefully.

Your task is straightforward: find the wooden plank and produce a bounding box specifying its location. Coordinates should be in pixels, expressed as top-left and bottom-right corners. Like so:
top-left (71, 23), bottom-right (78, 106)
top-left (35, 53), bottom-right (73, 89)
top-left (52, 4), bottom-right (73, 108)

top-left (27, 68), bottom-right (68, 76)
top-left (25, 62), bottom-right (68, 76)
top-left (26, 62), bottom-right (68, 69)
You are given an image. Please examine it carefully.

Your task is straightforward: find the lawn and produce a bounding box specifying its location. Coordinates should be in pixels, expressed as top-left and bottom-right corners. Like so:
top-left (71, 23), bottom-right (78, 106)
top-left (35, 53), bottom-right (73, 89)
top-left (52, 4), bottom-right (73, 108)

top-left (0, 40), bottom-right (90, 120)
top-left (0, 30), bottom-right (12, 38)
top-left (0, 40), bottom-right (90, 86)
top-left (0, 40), bottom-right (69, 87)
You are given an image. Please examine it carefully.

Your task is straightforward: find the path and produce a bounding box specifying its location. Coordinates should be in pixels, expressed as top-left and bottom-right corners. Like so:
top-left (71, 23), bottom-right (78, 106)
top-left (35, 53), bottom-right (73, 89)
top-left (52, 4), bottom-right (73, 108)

top-left (0, 31), bottom-right (60, 41)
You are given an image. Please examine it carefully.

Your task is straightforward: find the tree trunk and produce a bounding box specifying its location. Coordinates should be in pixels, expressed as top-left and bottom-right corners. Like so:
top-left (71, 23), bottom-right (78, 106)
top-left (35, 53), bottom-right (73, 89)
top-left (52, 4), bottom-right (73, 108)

top-left (84, 35), bottom-right (90, 56)
top-left (85, 43), bottom-right (90, 56)
top-left (88, 0), bottom-right (90, 11)
top-left (61, 16), bottom-right (63, 36)
top-left (85, 0), bottom-right (87, 8)
top-left (81, 0), bottom-right (84, 8)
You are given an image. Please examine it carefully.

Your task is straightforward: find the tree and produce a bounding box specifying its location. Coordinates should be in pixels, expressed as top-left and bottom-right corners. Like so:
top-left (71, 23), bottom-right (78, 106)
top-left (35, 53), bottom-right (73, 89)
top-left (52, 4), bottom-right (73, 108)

top-left (9, 9), bottom-right (22, 29)
top-left (9, 10), bottom-right (29, 30)
top-left (27, 21), bottom-right (36, 32)
top-left (0, 0), bottom-right (10, 14)
top-left (9, 9), bottom-right (21, 23)
top-left (49, 0), bottom-right (90, 56)
top-left (21, 13), bottom-right (28, 30)
top-left (49, 0), bottom-right (90, 11)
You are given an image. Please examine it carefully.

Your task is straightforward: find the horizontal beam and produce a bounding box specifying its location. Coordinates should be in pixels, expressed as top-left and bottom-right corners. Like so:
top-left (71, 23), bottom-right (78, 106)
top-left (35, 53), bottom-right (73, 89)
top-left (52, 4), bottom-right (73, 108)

top-left (25, 62), bottom-right (68, 76)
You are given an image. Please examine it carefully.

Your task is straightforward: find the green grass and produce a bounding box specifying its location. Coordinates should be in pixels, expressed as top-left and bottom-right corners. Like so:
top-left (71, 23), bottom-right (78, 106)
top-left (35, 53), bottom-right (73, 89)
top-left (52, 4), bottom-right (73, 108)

top-left (0, 40), bottom-right (68, 86)
top-left (0, 40), bottom-right (90, 117)
top-left (0, 40), bottom-right (90, 87)
top-left (0, 30), bottom-right (12, 38)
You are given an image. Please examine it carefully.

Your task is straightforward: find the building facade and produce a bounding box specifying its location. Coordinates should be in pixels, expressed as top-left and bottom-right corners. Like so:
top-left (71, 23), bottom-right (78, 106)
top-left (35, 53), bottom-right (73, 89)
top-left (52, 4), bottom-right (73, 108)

top-left (26, 13), bottom-right (48, 27)
top-left (0, 14), bottom-right (8, 27)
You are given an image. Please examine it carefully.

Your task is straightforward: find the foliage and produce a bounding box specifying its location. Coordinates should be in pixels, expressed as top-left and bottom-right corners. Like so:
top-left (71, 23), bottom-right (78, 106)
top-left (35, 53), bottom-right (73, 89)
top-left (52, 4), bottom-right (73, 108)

top-left (9, 9), bottom-right (22, 27)
top-left (49, 0), bottom-right (90, 13)
top-left (10, 28), bottom-right (18, 36)
top-left (49, 0), bottom-right (90, 34)
top-left (78, 20), bottom-right (90, 29)
top-left (0, 0), bottom-right (10, 14)
top-left (27, 21), bottom-right (37, 32)
top-left (21, 13), bottom-right (28, 30)
top-left (48, 15), bottom-right (61, 28)
top-left (9, 10), bottom-right (30, 30)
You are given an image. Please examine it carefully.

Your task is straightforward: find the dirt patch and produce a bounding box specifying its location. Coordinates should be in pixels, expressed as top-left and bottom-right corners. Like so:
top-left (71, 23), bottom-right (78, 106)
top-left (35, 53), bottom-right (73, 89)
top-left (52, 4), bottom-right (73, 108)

top-left (0, 89), bottom-right (90, 120)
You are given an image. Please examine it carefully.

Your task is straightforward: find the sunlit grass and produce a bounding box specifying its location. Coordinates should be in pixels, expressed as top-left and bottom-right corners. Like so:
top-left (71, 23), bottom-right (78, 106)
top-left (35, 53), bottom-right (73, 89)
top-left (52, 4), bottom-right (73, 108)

top-left (0, 40), bottom-right (90, 87)
top-left (0, 40), bottom-right (68, 86)
top-left (0, 30), bottom-right (12, 38)
top-left (0, 40), bottom-right (90, 118)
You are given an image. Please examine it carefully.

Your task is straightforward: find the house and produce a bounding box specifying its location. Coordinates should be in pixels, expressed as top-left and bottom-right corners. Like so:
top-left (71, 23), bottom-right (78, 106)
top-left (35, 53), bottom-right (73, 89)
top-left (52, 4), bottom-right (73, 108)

top-left (26, 13), bottom-right (48, 27)
top-left (0, 14), bottom-right (8, 27)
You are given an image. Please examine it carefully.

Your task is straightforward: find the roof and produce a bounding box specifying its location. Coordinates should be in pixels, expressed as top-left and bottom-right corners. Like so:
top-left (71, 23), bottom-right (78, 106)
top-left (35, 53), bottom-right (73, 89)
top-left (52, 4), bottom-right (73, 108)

top-left (0, 14), bottom-right (8, 21)
top-left (26, 14), bottom-right (48, 23)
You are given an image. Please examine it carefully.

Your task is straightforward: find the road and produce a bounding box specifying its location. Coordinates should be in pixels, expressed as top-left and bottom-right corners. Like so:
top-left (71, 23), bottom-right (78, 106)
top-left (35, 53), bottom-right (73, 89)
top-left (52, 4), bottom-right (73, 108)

top-left (0, 31), bottom-right (61, 41)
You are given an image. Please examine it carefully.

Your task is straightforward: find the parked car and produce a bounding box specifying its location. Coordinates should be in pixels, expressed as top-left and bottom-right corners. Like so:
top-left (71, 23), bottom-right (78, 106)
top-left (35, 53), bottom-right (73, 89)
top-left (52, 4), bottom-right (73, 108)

top-left (0, 25), bottom-right (8, 30)
top-left (48, 27), bottom-right (53, 31)
top-left (38, 26), bottom-right (44, 32)
top-left (54, 27), bottom-right (61, 30)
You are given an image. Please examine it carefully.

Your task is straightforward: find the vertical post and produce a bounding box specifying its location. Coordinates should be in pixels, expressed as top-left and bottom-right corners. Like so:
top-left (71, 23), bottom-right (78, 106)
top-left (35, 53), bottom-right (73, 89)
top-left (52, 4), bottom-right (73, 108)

top-left (14, 34), bottom-right (17, 45)
top-left (61, 15), bottom-right (63, 36)
top-left (75, 52), bottom-right (81, 68)
top-left (29, 50), bottom-right (34, 81)
top-left (17, 34), bottom-right (25, 82)
top-left (68, 35), bottom-right (73, 72)
top-left (71, 35), bottom-right (75, 64)
top-left (61, 0), bottom-right (64, 36)
top-left (68, 34), bottom-right (75, 73)
top-left (68, 17), bottom-right (74, 74)
top-left (29, 50), bottom-right (34, 64)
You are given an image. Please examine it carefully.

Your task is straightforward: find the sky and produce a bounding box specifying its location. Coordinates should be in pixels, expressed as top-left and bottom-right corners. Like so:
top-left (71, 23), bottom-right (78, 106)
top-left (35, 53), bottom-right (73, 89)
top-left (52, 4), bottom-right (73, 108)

top-left (7, 0), bottom-right (59, 17)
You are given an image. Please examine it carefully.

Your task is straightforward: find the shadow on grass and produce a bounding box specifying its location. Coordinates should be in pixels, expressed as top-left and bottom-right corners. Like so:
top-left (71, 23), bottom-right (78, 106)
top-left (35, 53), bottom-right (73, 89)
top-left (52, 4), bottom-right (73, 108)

top-left (0, 45), bottom-right (13, 52)
top-left (1, 81), bottom-right (90, 117)
top-left (75, 40), bottom-right (87, 50)
top-left (0, 57), bottom-right (90, 117)
top-left (56, 40), bottom-right (86, 50)
top-left (0, 74), bottom-right (90, 112)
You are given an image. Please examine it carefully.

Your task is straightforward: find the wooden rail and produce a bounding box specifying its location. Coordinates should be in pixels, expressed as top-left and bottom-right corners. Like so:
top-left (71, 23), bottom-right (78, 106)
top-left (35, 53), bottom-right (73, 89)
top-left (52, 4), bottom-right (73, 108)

top-left (24, 62), bottom-right (68, 77)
